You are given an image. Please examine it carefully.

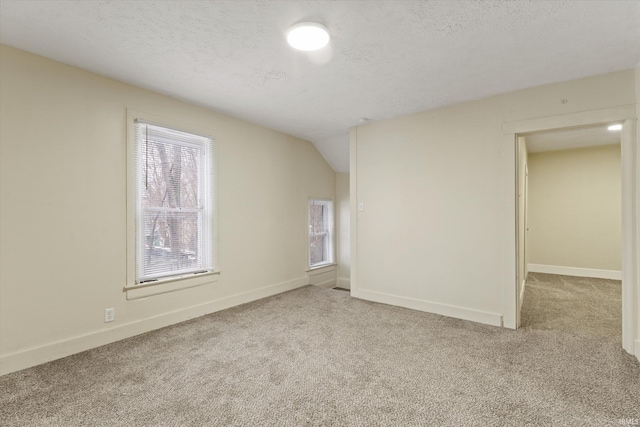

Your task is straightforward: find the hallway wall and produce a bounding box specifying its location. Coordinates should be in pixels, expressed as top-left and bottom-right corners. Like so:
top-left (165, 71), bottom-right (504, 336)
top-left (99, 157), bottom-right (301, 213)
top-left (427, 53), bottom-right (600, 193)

top-left (527, 144), bottom-right (622, 274)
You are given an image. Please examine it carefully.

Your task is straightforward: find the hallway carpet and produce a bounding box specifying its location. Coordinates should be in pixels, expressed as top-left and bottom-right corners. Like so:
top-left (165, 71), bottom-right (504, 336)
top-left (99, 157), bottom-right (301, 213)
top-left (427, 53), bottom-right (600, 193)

top-left (1, 280), bottom-right (638, 426)
top-left (521, 272), bottom-right (622, 337)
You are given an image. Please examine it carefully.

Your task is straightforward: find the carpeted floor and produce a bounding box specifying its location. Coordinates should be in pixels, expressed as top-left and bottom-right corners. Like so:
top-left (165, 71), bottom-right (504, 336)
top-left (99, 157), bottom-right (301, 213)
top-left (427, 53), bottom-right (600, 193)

top-left (1, 277), bottom-right (638, 426)
top-left (521, 272), bottom-right (622, 337)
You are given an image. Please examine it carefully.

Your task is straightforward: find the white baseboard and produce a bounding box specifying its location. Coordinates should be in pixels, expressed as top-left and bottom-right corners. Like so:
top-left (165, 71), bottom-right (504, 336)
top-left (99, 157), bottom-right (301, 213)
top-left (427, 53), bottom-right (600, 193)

top-left (314, 279), bottom-right (337, 288)
top-left (307, 266), bottom-right (337, 288)
top-left (0, 276), bottom-right (308, 376)
top-left (528, 264), bottom-right (622, 280)
top-left (351, 289), bottom-right (503, 327)
top-left (337, 277), bottom-right (351, 289)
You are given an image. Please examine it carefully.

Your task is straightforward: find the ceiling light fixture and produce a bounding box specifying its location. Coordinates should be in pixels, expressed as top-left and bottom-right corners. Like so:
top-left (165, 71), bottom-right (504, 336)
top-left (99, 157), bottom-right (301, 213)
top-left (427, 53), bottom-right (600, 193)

top-left (286, 22), bottom-right (330, 51)
top-left (608, 124), bottom-right (622, 131)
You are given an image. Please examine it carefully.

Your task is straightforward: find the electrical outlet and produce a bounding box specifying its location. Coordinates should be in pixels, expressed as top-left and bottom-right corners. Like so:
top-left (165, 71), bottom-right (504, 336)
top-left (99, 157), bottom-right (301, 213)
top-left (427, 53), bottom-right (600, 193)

top-left (104, 308), bottom-right (115, 323)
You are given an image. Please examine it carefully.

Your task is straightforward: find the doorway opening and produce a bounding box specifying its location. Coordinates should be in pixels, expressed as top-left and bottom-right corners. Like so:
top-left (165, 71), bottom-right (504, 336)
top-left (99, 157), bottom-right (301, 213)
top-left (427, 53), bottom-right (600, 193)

top-left (502, 108), bottom-right (636, 356)
top-left (516, 124), bottom-right (622, 338)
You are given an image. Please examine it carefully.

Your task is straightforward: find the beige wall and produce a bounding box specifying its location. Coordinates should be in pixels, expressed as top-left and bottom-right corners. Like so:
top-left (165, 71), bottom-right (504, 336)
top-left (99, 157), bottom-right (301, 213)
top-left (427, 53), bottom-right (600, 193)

top-left (0, 45), bottom-right (335, 374)
top-left (527, 145), bottom-right (622, 272)
top-left (336, 172), bottom-right (351, 288)
top-left (352, 69), bottom-right (635, 326)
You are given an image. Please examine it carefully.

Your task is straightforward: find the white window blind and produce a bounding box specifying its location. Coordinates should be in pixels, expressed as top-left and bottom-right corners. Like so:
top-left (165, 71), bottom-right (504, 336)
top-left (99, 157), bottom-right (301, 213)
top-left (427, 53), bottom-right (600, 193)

top-left (134, 120), bottom-right (214, 283)
top-left (309, 199), bottom-right (334, 267)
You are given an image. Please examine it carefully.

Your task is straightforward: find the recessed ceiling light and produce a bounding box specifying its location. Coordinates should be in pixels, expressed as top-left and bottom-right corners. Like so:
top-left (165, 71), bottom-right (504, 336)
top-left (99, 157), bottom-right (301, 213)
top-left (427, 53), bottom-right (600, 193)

top-left (608, 124), bottom-right (622, 131)
top-left (286, 22), bottom-right (330, 51)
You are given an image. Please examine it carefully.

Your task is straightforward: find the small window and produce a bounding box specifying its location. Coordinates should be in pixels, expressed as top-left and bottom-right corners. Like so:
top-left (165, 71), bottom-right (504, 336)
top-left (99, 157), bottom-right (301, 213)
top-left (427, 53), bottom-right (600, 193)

top-left (133, 120), bottom-right (215, 283)
top-left (308, 199), bottom-right (334, 268)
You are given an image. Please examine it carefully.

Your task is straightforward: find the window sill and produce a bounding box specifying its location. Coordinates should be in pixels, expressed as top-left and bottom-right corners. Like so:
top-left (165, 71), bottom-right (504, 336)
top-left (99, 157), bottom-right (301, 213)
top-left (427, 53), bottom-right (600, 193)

top-left (306, 264), bottom-right (337, 275)
top-left (124, 271), bottom-right (221, 300)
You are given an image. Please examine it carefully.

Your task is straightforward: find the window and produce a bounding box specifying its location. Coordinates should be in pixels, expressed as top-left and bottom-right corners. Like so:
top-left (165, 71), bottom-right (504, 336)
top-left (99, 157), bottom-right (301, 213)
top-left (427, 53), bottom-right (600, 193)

top-left (133, 120), bottom-right (215, 283)
top-left (308, 199), bottom-right (334, 268)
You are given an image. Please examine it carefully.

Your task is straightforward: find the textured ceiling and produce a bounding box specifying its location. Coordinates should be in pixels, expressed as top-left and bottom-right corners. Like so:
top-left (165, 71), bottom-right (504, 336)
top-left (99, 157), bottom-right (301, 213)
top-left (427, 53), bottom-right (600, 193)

top-left (1, 1), bottom-right (639, 172)
top-left (526, 125), bottom-right (621, 153)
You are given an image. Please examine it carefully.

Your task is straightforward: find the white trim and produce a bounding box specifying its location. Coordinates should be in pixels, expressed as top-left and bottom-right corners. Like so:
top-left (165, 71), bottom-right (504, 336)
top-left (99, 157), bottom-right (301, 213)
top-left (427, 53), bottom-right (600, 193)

top-left (636, 107), bottom-right (640, 364)
top-left (622, 118), bottom-right (638, 357)
top-left (528, 264), bottom-right (622, 280)
top-left (125, 108), bottom-right (220, 290)
top-left (503, 107), bottom-right (638, 356)
top-left (0, 276), bottom-right (308, 376)
top-left (352, 289), bottom-right (503, 327)
top-left (306, 263), bottom-right (337, 274)
top-left (349, 127), bottom-right (359, 293)
top-left (502, 105), bottom-right (636, 134)
top-left (501, 133), bottom-right (518, 329)
top-left (307, 198), bottom-right (336, 269)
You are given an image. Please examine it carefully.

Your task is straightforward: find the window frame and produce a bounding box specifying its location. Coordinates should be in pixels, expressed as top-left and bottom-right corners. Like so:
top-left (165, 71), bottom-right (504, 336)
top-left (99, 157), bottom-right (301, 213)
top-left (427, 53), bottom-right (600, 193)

top-left (308, 198), bottom-right (335, 269)
top-left (125, 109), bottom-right (219, 299)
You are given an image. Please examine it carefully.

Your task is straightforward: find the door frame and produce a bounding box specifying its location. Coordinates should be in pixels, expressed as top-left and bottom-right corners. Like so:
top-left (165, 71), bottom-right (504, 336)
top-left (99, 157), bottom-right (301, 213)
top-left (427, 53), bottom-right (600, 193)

top-left (501, 106), bottom-right (638, 357)
top-left (520, 162), bottom-right (528, 320)
top-left (523, 164), bottom-right (529, 283)
top-left (515, 137), bottom-right (529, 328)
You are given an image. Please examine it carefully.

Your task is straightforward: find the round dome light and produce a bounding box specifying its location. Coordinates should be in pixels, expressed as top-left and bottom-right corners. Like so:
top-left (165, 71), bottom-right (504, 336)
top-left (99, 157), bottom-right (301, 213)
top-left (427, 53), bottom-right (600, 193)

top-left (287, 22), bottom-right (330, 51)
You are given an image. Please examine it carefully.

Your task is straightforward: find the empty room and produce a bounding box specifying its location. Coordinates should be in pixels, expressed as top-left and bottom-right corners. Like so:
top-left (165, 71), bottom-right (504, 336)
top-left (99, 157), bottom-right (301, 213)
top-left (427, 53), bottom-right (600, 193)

top-left (1, 1), bottom-right (639, 426)
top-left (520, 126), bottom-right (624, 337)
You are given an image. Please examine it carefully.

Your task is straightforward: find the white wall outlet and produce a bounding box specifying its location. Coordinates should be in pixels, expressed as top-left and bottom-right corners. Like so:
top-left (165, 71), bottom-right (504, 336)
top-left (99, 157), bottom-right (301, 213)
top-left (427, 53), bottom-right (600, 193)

top-left (104, 308), bottom-right (115, 323)
top-left (358, 202), bottom-right (364, 212)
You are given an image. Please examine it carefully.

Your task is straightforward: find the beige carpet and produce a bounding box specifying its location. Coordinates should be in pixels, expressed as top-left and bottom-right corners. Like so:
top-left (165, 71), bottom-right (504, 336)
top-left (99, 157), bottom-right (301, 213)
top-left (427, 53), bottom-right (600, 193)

top-left (521, 272), bottom-right (622, 337)
top-left (1, 278), bottom-right (638, 426)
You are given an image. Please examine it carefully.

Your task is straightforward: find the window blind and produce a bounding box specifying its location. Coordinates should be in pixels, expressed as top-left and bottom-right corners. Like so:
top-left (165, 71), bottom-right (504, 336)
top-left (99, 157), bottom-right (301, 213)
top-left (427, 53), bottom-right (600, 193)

top-left (134, 120), bottom-right (214, 283)
top-left (309, 199), bottom-right (334, 267)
